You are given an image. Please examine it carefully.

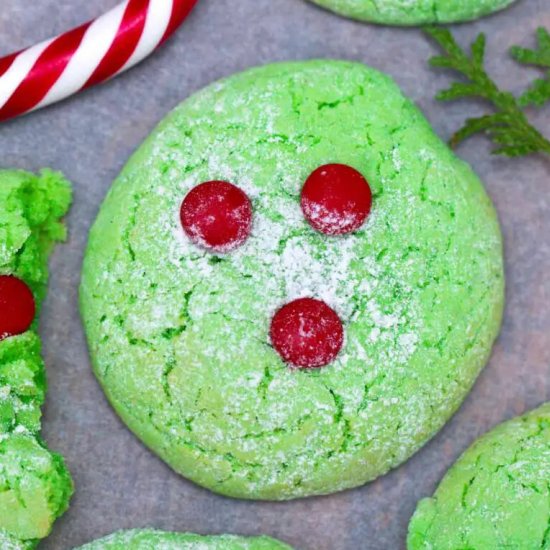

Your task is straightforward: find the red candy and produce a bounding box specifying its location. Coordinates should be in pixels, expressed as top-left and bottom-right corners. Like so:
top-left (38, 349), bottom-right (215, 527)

top-left (270, 297), bottom-right (344, 368)
top-left (0, 275), bottom-right (36, 341)
top-left (301, 163), bottom-right (372, 235)
top-left (180, 181), bottom-right (252, 252)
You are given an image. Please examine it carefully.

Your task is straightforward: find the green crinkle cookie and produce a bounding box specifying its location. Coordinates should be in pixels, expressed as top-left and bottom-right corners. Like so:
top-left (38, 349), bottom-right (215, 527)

top-left (81, 61), bottom-right (504, 500)
top-left (308, 0), bottom-right (516, 25)
top-left (0, 169), bottom-right (71, 306)
top-left (0, 333), bottom-right (45, 434)
top-left (0, 434), bottom-right (73, 542)
top-left (408, 402), bottom-right (550, 549)
top-left (0, 169), bottom-right (73, 546)
top-left (75, 529), bottom-right (293, 550)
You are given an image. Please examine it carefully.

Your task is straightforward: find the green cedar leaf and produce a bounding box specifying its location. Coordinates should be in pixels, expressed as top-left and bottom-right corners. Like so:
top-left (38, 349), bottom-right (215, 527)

top-left (511, 28), bottom-right (550, 67)
top-left (511, 27), bottom-right (550, 107)
top-left (425, 27), bottom-right (550, 157)
top-left (519, 78), bottom-right (550, 107)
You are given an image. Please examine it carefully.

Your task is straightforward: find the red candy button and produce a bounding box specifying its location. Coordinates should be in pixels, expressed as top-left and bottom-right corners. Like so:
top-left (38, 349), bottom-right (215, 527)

top-left (0, 275), bottom-right (36, 341)
top-left (180, 181), bottom-right (252, 252)
top-left (301, 164), bottom-right (372, 235)
top-left (270, 297), bottom-right (344, 368)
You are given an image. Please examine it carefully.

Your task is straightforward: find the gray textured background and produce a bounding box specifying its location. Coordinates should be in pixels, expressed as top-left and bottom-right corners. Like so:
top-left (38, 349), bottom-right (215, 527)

top-left (1, 1), bottom-right (549, 548)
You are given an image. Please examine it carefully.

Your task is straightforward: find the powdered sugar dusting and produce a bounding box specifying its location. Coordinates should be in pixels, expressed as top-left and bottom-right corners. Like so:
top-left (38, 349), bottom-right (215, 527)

top-left (82, 61), bottom-right (504, 500)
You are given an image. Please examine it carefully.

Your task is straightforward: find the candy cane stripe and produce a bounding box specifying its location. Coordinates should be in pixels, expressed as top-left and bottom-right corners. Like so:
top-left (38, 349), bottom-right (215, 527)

top-left (84, 0), bottom-right (150, 89)
top-left (36, 4), bottom-right (127, 109)
top-left (0, 0), bottom-right (198, 122)
top-left (0, 39), bottom-right (56, 119)
top-left (0, 41), bottom-right (51, 107)
top-left (161, 0), bottom-right (197, 43)
top-left (0, 52), bottom-right (18, 79)
top-left (0, 24), bottom-right (90, 121)
top-left (123, 0), bottom-right (172, 72)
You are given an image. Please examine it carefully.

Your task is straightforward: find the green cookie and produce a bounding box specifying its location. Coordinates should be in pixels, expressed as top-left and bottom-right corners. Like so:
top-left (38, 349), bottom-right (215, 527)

top-left (0, 170), bottom-right (73, 547)
top-left (81, 61), bottom-right (504, 500)
top-left (0, 530), bottom-right (32, 550)
top-left (308, 0), bottom-right (516, 25)
top-left (75, 530), bottom-right (292, 549)
top-left (408, 402), bottom-right (550, 549)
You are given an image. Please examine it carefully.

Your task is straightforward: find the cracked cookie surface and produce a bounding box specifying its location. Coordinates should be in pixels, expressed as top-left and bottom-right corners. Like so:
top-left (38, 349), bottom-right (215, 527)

top-left (75, 529), bottom-right (293, 549)
top-left (0, 170), bottom-right (73, 546)
top-left (80, 60), bottom-right (504, 500)
top-left (408, 402), bottom-right (550, 549)
top-left (308, 0), bottom-right (516, 25)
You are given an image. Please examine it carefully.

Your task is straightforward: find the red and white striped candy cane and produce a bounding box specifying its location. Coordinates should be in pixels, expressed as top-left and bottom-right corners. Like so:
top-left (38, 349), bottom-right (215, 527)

top-left (0, 0), bottom-right (198, 122)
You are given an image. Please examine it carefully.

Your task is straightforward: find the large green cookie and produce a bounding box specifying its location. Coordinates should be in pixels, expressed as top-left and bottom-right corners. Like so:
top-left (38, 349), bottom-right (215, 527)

top-left (75, 530), bottom-right (292, 549)
top-left (408, 402), bottom-right (550, 549)
top-left (308, 0), bottom-right (516, 25)
top-left (0, 170), bottom-right (73, 547)
top-left (81, 61), bottom-right (504, 500)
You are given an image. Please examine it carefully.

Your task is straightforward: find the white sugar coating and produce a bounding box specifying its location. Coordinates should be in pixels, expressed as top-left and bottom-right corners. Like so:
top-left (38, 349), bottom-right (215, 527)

top-left (302, 199), bottom-right (365, 233)
top-left (167, 176), bottom-right (381, 331)
top-left (81, 61), bottom-right (504, 500)
top-left (0, 531), bottom-right (31, 550)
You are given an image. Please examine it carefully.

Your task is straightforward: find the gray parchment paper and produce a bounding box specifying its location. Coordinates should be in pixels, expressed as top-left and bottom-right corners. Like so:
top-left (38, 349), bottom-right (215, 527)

top-left (0, 1), bottom-right (549, 548)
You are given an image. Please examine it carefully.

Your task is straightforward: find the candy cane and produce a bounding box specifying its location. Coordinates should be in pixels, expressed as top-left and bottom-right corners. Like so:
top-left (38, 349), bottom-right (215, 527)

top-left (0, 0), bottom-right (198, 122)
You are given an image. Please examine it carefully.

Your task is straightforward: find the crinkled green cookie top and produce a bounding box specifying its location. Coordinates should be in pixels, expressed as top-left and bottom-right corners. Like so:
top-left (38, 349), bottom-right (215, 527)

top-left (0, 434), bottom-right (73, 544)
top-left (81, 60), bottom-right (504, 500)
top-left (0, 333), bottom-right (45, 434)
top-left (309, 0), bottom-right (516, 25)
top-left (0, 169), bottom-right (71, 306)
top-left (0, 170), bottom-right (70, 437)
top-left (408, 402), bottom-right (550, 549)
top-left (75, 529), bottom-right (293, 550)
top-left (0, 169), bottom-right (73, 546)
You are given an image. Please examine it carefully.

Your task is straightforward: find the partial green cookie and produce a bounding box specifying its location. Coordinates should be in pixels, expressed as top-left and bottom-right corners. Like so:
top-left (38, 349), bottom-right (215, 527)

top-left (408, 402), bottom-right (550, 549)
top-left (308, 0), bottom-right (516, 25)
top-left (0, 434), bottom-right (73, 546)
top-left (75, 530), bottom-right (292, 549)
top-left (0, 170), bottom-right (73, 547)
top-left (0, 333), bottom-right (45, 434)
top-left (0, 531), bottom-right (31, 550)
top-left (81, 60), bottom-right (504, 500)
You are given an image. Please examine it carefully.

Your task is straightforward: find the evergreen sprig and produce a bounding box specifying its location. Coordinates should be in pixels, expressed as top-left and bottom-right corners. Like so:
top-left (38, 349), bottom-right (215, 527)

top-left (424, 27), bottom-right (550, 157)
top-left (511, 27), bottom-right (550, 107)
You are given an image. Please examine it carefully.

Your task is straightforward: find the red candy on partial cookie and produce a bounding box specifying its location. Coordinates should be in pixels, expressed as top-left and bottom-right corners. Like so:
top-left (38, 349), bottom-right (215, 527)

top-left (180, 181), bottom-right (253, 252)
top-left (0, 275), bottom-right (36, 341)
top-left (301, 163), bottom-right (372, 235)
top-left (270, 297), bottom-right (344, 368)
